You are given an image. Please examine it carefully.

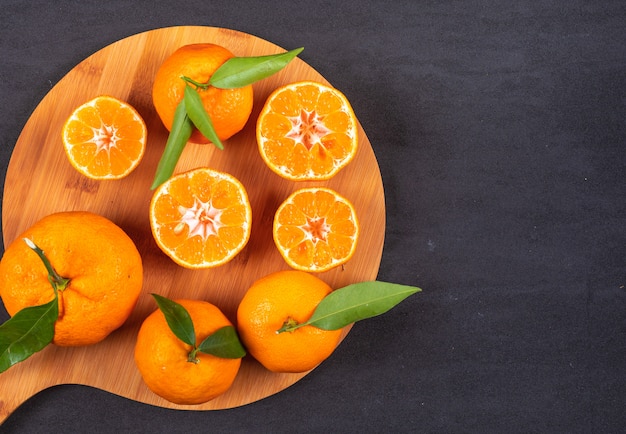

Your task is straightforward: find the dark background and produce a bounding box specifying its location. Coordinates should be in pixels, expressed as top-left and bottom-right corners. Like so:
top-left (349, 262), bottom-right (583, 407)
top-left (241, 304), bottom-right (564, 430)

top-left (1, 1), bottom-right (625, 433)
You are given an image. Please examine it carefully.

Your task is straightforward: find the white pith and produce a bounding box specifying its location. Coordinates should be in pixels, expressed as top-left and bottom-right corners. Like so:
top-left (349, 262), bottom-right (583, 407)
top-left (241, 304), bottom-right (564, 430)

top-left (178, 198), bottom-right (224, 239)
top-left (286, 109), bottom-right (332, 150)
top-left (92, 123), bottom-right (119, 153)
top-left (300, 216), bottom-right (331, 244)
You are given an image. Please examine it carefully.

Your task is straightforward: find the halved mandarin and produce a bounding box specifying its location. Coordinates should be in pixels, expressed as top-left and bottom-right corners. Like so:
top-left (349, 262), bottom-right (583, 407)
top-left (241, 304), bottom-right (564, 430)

top-left (273, 187), bottom-right (359, 272)
top-left (149, 168), bottom-right (252, 269)
top-left (62, 95), bottom-right (147, 179)
top-left (257, 81), bottom-right (358, 181)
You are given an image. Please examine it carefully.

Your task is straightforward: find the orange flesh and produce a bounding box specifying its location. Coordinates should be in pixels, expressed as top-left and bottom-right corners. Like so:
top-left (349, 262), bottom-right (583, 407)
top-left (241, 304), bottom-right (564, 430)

top-left (257, 82), bottom-right (357, 181)
top-left (273, 188), bottom-right (358, 272)
top-left (150, 169), bottom-right (251, 268)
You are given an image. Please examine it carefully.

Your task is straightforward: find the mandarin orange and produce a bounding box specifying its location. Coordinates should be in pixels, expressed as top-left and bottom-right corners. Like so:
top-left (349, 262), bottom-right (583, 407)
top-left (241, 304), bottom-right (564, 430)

top-left (61, 95), bottom-right (147, 180)
top-left (257, 81), bottom-right (358, 181)
top-left (152, 43), bottom-right (254, 145)
top-left (134, 299), bottom-right (241, 405)
top-left (273, 187), bottom-right (359, 272)
top-left (0, 211), bottom-right (143, 346)
top-left (149, 167), bottom-right (252, 269)
top-left (236, 270), bottom-right (343, 373)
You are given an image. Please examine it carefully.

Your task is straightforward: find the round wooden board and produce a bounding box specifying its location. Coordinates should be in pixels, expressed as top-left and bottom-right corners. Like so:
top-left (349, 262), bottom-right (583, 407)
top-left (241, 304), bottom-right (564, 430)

top-left (0, 26), bottom-right (385, 420)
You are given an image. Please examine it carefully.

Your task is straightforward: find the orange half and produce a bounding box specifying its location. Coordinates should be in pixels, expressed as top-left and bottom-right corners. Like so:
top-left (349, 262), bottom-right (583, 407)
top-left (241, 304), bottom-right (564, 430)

top-left (273, 187), bottom-right (359, 272)
top-left (62, 95), bottom-right (147, 179)
top-left (149, 168), bottom-right (252, 269)
top-left (257, 81), bottom-right (358, 181)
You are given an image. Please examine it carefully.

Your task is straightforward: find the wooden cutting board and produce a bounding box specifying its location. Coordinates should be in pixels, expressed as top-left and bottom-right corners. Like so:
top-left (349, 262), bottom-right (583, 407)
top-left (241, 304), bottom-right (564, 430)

top-left (0, 26), bottom-right (385, 422)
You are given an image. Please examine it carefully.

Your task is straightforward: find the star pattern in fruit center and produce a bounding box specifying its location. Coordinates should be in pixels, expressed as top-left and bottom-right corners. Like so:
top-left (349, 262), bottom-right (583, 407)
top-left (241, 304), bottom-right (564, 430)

top-left (93, 124), bottom-right (119, 153)
top-left (286, 109), bottom-right (331, 150)
top-left (302, 216), bottom-right (330, 243)
top-left (178, 198), bottom-right (224, 240)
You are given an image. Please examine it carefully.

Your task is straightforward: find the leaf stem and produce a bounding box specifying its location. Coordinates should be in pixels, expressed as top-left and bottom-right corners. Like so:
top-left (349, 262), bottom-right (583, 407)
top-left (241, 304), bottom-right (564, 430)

top-left (187, 347), bottom-right (200, 364)
top-left (276, 316), bottom-right (306, 334)
top-left (181, 75), bottom-right (210, 90)
top-left (23, 238), bottom-right (70, 293)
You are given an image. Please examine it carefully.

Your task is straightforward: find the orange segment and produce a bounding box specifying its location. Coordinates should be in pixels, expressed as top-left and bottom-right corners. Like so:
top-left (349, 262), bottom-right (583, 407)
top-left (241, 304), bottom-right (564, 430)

top-left (62, 95), bottom-right (147, 179)
top-left (273, 187), bottom-right (359, 272)
top-left (257, 81), bottom-right (358, 181)
top-left (149, 168), bottom-right (252, 269)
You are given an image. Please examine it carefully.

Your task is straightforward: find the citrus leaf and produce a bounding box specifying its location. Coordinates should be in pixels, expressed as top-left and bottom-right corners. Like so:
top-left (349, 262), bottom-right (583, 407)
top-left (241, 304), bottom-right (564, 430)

top-left (183, 85), bottom-right (224, 150)
top-left (300, 281), bottom-right (421, 331)
top-left (151, 100), bottom-right (193, 189)
top-left (151, 294), bottom-right (196, 347)
top-left (198, 326), bottom-right (246, 359)
top-left (209, 47), bottom-right (304, 89)
top-left (0, 297), bottom-right (58, 373)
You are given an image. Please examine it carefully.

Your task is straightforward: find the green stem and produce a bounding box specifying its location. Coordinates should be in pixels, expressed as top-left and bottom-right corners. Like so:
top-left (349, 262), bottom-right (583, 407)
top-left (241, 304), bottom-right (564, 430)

top-left (23, 238), bottom-right (70, 292)
top-left (181, 75), bottom-right (210, 90)
top-left (187, 346), bottom-right (200, 364)
top-left (276, 316), bottom-right (307, 334)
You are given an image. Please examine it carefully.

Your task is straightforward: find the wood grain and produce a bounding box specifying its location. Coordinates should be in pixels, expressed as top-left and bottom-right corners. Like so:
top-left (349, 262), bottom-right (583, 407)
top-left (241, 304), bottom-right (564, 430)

top-left (0, 26), bottom-right (385, 421)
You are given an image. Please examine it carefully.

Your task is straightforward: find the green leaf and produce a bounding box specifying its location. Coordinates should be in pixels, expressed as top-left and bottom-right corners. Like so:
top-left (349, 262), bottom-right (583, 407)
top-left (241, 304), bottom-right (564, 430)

top-left (279, 281), bottom-right (421, 333)
top-left (151, 100), bottom-right (193, 190)
top-left (151, 294), bottom-right (196, 347)
top-left (0, 297), bottom-right (58, 373)
top-left (197, 326), bottom-right (246, 359)
top-left (209, 47), bottom-right (304, 89)
top-left (183, 85), bottom-right (224, 150)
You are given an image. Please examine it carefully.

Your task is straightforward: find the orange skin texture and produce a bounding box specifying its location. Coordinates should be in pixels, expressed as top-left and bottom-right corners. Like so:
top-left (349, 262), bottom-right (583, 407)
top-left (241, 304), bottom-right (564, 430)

top-left (152, 43), bottom-right (254, 144)
top-left (134, 299), bottom-right (241, 405)
top-left (0, 211), bottom-right (143, 346)
top-left (236, 270), bottom-right (343, 373)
